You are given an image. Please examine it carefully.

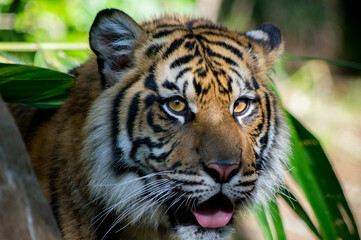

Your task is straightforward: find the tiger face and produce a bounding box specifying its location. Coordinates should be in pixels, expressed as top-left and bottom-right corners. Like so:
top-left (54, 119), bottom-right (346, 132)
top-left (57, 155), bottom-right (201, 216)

top-left (83, 9), bottom-right (290, 240)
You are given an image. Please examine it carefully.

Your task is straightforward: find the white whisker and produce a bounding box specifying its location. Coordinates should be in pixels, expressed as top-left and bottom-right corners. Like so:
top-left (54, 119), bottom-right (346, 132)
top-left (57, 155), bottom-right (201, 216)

top-left (94, 171), bottom-right (175, 187)
top-left (92, 178), bottom-right (176, 232)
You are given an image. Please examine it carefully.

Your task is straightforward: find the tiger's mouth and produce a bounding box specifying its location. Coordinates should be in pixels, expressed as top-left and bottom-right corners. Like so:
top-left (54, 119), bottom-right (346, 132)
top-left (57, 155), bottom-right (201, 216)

top-left (169, 194), bottom-right (235, 228)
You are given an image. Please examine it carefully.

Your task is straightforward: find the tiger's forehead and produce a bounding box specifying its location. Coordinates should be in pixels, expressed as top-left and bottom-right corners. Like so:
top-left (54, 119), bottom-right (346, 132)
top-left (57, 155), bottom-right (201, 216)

top-left (141, 16), bottom-right (257, 107)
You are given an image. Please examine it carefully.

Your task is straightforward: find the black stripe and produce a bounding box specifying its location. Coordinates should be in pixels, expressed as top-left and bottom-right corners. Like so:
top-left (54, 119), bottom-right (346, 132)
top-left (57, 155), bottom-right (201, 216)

top-left (184, 41), bottom-right (196, 51)
top-left (182, 81), bottom-right (188, 99)
top-left (162, 80), bottom-right (180, 91)
top-left (176, 170), bottom-right (198, 175)
top-left (201, 83), bottom-right (211, 95)
top-left (215, 77), bottom-right (229, 95)
top-left (259, 93), bottom-right (271, 147)
top-left (211, 41), bottom-right (243, 60)
top-left (245, 79), bottom-right (253, 90)
top-left (176, 67), bottom-right (191, 82)
top-left (170, 54), bottom-right (193, 69)
top-left (147, 110), bottom-right (166, 133)
top-left (127, 93), bottom-right (141, 141)
top-left (171, 161), bottom-right (182, 169)
top-left (231, 68), bottom-right (252, 92)
top-left (144, 66), bottom-right (158, 93)
top-left (193, 78), bottom-right (202, 96)
top-left (194, 67), bottom-right (207, 78)
top-left (251, 76), bottom-right (260, 89)
top-left (153, 29), bottom-right (176, 38)
top-left (213, 60), bottom-right (222, 66)
top-left (230, 68), bottom-right (242, 79)
top-left (146, 44), bottom-right (163, 58)
top-left (111, 79), bottom-right (137, 146)
top-left (149, 142), bottom-right (177, 162)
top-left (206, 48), bottom-right (237, 66)
top-left (192, 24), bottom-right (219, 30)
top-left (263, 93), bottom-right (271, 124)
top-left (227, 76), bottom-right (233, 93)
top-left (257, 122), bottom-right (264, 132)
top-left (111, 79), bottom-right (139, 175)
top-left (194, 45), bottom-right (201, 56)
top-left (243, 170), bottom-right (255, 176)
top-left (144, 94), bottom-right (158, 108)
top-left (186, 19), bottom-right (198, 28)
top-left (130, 137), bottom-right (165, 160)
top-left (201, 31), bottom-right (244, 46)
top-left (163, 38), bottom-right (185, 58)
top-left (154, 23), bottom-right (182, 28)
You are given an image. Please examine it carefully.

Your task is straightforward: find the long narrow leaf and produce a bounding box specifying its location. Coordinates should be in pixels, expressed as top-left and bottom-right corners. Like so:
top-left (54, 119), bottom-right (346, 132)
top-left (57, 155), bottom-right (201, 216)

top-left (268, 199), bottom-right (286, 240)
top-left (289, 114), bottom-right (360, 239)
top-left (253, 205), bottom-right (274, 240)
top-left (279, 187), bottom-right (321, 239)
top-left (289, 117), bottom-right (337, 239)
top-left (0, 63), bottom-right (73, 108)
top-left (26, 94), bottom-right (69, 108)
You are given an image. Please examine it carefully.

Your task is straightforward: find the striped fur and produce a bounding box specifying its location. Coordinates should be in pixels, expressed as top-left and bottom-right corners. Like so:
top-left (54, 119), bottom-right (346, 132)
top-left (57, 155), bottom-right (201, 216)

top-left (13, 9), bottom-right (290, 240)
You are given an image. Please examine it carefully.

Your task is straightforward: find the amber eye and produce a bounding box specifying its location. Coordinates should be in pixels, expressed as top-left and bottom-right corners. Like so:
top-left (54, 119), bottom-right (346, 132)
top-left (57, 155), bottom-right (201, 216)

top-left (233, 99), bottom-right (248, 115)
top-left (166, 98), bottom-right (187, 114)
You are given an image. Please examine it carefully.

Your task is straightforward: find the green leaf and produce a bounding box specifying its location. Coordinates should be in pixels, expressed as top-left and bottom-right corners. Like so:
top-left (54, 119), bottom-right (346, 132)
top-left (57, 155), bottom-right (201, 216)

top-left (279, 187), bottom-right (321, 239)
top-left (269, 78), bottom-right (359, 239)
top-left (253, 205), bottom-right (274, 240)
top-left (0, 63), bottom-right (73, 108)
top-left (26, 94), bottom-right (68, 108)
top-left (253, 198), bottom-right (286, 240)
top-left (268, 199), bottom-right (286, 240)
top-left (288, 114), bottom-right (360, 239)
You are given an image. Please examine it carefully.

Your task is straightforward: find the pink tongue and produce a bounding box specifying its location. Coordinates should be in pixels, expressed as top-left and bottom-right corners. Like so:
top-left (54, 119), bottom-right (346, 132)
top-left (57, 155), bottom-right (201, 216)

top-left (191, 206), bottom-right (234, 228)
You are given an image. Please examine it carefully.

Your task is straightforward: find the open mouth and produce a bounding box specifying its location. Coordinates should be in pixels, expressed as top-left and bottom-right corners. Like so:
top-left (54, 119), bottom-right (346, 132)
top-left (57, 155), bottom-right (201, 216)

top-left (169, 194), bottom-right (235, 229)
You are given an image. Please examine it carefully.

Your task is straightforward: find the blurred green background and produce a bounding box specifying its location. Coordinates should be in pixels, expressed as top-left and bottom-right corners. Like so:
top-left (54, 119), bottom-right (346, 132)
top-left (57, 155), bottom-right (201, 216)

top-left (1, 0), bottom-right (360, 239)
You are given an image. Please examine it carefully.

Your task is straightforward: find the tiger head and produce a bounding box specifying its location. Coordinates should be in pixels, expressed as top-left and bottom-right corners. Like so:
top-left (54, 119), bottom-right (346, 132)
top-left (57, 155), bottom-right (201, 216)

top-left (83, 9), bottom-right (290, 240)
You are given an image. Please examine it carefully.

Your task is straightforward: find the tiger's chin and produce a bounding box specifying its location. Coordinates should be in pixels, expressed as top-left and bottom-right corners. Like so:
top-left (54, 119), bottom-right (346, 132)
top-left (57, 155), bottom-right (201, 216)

top-left (173, 224), bottom-right (234, 240)
top-left (168, 194), bottom-right (240, 240)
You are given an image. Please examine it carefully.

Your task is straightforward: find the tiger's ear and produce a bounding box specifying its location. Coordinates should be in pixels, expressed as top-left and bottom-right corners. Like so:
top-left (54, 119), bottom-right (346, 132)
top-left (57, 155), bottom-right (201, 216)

top-left (245, 24), bottom-right (283, 70)
top-left (89, 9), bottom-right (145, 88)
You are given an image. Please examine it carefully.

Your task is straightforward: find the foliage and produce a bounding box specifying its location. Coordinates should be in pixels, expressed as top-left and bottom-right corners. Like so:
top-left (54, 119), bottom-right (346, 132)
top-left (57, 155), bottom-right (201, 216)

top-left (254, 112), bottom-right (360, 239)
top-left (0, 63), bottom-right (73, 107)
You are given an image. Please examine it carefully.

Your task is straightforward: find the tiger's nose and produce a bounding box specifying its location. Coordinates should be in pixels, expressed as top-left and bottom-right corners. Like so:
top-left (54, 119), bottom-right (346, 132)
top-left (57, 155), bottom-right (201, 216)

top-left (205, 162), bottom-right (240, 183)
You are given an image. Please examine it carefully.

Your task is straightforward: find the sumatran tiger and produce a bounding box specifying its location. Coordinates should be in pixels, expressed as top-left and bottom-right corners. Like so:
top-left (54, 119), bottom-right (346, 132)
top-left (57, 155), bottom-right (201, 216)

top-left (10, 8), bottom-right (291, 240)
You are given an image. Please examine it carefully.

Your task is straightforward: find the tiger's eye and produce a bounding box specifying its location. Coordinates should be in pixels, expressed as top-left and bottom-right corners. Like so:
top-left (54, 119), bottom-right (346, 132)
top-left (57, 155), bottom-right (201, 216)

top-left (167, 98), bottom-right (187, 113)
top-left (233, 99), bottom-right (248, 115)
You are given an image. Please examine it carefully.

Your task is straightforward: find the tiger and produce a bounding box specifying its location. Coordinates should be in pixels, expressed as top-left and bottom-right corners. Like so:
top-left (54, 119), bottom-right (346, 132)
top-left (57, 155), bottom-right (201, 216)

top-left (10, 8), bottom-right (290, 240)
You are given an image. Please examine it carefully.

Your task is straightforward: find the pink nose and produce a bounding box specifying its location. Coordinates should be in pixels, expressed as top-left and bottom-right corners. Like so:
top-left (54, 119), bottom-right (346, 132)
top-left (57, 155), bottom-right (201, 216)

top-left (206, 163), bottom-right (239, 183)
